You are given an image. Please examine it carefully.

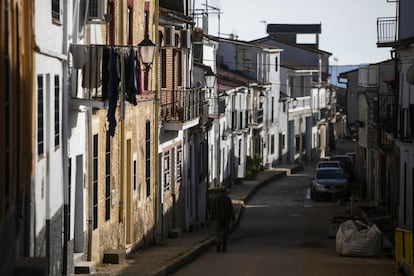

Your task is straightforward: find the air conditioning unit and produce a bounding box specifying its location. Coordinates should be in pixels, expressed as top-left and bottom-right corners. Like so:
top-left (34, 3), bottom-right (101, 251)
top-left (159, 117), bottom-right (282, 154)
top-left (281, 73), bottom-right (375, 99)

top-left (165, 26), bottom-right (175, 47)
top-left (181, 29), bottom-right (191, 48)
top-left (88, 0), bottom-right (105, 21)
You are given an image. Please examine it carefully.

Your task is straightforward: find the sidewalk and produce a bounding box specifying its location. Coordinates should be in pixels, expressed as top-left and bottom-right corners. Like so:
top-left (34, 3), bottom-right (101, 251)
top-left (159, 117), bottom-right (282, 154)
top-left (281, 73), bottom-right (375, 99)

top-left (91, 165), bottom-right (298, 276)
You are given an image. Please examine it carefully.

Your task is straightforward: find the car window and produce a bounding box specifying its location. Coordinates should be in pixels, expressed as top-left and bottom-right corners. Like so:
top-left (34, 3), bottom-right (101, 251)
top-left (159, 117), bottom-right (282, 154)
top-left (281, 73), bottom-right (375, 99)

top-left (316, 170), bottom-right (346, 179)
top-left (318, 162), bottom-right (339, 168)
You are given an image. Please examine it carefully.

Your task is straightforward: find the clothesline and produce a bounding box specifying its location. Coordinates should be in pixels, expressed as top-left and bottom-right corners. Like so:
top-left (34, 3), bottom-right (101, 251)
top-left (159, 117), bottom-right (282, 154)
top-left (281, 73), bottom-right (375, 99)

top-left (69, 43), bottom-right (144, 137)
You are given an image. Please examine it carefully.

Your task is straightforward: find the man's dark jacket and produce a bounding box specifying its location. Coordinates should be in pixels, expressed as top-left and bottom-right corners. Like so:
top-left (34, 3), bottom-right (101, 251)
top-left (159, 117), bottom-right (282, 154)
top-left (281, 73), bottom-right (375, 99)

top-left (211, 193), bottom-right (235, 224)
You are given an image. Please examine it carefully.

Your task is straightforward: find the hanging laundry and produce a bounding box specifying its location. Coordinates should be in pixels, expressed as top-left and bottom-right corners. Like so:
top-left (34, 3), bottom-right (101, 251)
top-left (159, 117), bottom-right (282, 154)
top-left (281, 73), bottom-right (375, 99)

top-left (125, 47), bottom-right (138, 105)
top-left (69, 44), bottom-right (88, 69)
top-left (82, 46), bottom-right (103, 89)
top-left (107, 47), bottom-right (119, 137)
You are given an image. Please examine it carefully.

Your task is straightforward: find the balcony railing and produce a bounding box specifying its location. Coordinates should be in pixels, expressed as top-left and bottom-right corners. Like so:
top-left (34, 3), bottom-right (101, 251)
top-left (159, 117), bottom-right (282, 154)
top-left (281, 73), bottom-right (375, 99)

top-left (250, 109), bottom-right (264, 127)
top-left (376, 94), bottom-right (398, 148)
top-left (377, 17), bottom-right (398, 47)
top-left (159, 87), bottom-right (202, 123)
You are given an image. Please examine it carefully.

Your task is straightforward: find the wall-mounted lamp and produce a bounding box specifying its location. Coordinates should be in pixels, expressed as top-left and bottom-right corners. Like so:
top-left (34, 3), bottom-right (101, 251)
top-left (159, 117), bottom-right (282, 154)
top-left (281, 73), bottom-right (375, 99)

top-left (138, 34), bottom-right (157, 71)
top-left (204, 67), bottom-right (216, 89)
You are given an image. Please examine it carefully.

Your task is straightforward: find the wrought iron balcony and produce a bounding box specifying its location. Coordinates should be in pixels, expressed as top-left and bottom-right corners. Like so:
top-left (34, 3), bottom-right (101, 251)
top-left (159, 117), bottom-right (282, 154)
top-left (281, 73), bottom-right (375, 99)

top-left (376, 94), bottom-right (398, 148)
top-left (377, 17), bottom-right (398, 47)
top-left (159, 87), bottom-right (202, 130)
top-left (249, 109), bottom-right (264, 128)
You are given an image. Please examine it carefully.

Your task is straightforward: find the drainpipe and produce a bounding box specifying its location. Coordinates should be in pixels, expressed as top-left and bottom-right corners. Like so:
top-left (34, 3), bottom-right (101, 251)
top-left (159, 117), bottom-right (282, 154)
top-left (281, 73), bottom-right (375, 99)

top-left (62, 1), bottom-right (69, 274)
top-left (86, 106), bottom-right (93, 261)
top-left (153, 0), bottom-right (160, 242)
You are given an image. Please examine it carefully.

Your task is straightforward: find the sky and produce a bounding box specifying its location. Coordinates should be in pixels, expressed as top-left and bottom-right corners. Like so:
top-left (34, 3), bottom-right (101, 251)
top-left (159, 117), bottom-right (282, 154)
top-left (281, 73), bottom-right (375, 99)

top-left (193, 0), bottom-right (397, 66)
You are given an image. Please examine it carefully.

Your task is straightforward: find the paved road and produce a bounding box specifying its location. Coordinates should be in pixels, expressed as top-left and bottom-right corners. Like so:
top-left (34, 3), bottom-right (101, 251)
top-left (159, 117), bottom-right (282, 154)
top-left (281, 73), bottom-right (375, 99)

top-left (173, 164), bottom-right (395, 276)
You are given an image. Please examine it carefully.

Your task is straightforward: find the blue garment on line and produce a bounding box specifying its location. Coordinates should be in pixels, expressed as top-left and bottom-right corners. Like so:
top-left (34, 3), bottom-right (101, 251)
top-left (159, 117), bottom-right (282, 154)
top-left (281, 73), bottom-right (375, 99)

top-left (107, 47), bottom-right (119, 137)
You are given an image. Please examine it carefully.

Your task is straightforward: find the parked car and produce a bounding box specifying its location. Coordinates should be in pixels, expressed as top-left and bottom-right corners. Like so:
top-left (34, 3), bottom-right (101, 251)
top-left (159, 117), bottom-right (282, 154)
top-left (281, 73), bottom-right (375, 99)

top-left (329, 155), bottom-right (355, 181)
top-left (311, 167), bottom-right (350, 200)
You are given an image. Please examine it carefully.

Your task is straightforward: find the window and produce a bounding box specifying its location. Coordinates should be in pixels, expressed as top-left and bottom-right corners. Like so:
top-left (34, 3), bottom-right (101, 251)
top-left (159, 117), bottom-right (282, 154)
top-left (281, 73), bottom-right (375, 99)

top-left (145, 121), bottom-right (151, 197)
top-left (127, 6), bottom-right (133, 45)
top-left (88, 0), bottom-right (104, 19)
top-left (176, 50), bottom-right (182, 86)
top-left (270, 135), bottom-right (275, 154)
top-left (37, 75), bottom-right (44, 156)
top-left (163, 151), bottom-right (170, 191)
top-left (176, 145), bottom-right (182, 183)
top-left (93, 134), bottom-right (98, 229)
top-left (295, 135), bottom-right (300, 154)
top-left (105, 133), bottom-right (111, 221)
top-left (54, 75), bottom-right (60, 147)
top-left (275, 57), bottom-right (278, 72)
top-left (239, 111), bottom-right (243, 129)
top-left (280, 133), bottom-right (286, 150)
top-left (51, 0), bottom-right (60, 23)
top-left (238, 139), bottom-right (242, 165)
top-left (231, 111), bottom-right (236, 130)
top-left (133, 160), bottom-right (137, 191)
top-left (161, 49), bottom-right (167, 88)
top-left (271, 97), bottom-right (274, 123)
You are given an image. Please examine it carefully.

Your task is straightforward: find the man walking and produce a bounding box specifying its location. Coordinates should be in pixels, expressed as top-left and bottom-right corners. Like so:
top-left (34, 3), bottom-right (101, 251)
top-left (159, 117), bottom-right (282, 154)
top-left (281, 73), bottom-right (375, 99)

top-left (211, 186), bottom-right (235, 252)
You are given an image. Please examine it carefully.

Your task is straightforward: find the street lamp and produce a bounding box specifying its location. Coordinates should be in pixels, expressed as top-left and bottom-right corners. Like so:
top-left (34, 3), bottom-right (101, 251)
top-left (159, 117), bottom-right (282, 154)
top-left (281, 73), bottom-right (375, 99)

top-left (203, 67), bottom-right (219, 187)
top-left (138, 34), bottom-right (157, 71)
top-left (204, 67), bottom-right (216, 92)
top-left (292, 97), bottom-right (298, 108)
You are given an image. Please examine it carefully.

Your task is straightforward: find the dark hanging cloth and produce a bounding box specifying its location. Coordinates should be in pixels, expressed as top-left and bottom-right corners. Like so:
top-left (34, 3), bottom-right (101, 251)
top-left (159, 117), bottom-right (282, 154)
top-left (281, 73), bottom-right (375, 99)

top-left (137, 52), bottom-right (143, 95)
top-left (82, 46), bottom-right (103, 89)
top-left (101, 47), bottom-right (111, 100)
top-left (69, 44), bottom-right (88, 69)
top-left (107, 47), bottom-right (119, 137)
top-left (125, 48), bottom-right (138, 105)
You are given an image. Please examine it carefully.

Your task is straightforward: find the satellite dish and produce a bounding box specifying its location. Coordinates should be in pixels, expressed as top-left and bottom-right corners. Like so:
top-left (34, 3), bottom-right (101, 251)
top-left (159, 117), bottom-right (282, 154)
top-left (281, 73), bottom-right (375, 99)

top-left (407, 64), bottom-right (414, 85)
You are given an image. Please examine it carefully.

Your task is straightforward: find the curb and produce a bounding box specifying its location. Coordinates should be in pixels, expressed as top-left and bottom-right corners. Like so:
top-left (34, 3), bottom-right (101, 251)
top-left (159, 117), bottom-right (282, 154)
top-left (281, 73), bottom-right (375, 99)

top-left (151, 236), bottom-right (215, 276)
top-left (243, 171), bottom-right (286, 203)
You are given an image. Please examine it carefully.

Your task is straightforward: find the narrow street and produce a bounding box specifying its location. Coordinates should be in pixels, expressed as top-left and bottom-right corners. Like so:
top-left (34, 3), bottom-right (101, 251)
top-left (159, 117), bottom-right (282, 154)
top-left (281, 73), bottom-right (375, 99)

top-left (173, 161), bottom-right (395, 276)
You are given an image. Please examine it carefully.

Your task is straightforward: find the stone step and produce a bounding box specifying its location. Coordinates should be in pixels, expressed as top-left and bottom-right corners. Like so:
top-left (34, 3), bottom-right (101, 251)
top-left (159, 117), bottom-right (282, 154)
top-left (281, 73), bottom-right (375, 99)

top-left (103, 249), bottom-right (125, 264)
top-left (74, 261), bottom-right (96, 274)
